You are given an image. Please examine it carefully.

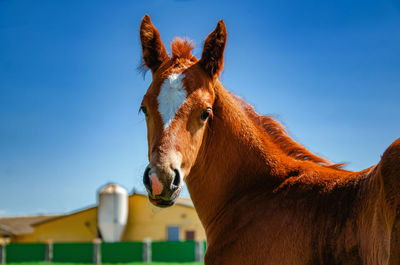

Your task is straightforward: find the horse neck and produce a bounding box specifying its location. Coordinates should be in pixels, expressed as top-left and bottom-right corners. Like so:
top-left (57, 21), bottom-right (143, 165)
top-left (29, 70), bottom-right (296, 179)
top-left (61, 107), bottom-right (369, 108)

top-left (186, 82), bottom-right (287, 232)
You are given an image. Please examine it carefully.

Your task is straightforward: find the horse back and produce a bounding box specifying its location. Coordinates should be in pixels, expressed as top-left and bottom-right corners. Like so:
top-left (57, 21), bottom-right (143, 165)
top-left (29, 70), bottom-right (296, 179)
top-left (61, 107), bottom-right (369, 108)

top-left (357, 137), bottom-right (400, 265)
top-left (379, 138), bottom-right (400, 265)
top-left (380, 138), bottom-right (400, 201)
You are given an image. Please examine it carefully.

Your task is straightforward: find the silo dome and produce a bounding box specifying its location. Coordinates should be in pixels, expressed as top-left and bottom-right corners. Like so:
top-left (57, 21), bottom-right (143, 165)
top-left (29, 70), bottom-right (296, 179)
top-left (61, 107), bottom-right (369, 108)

top-left (98, 184), bottom-right (128, 242)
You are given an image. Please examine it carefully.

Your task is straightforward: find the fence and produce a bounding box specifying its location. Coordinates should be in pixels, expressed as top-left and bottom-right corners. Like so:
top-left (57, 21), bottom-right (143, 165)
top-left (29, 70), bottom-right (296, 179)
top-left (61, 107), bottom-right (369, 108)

top-left (0, 240), bottom-right (206, 264)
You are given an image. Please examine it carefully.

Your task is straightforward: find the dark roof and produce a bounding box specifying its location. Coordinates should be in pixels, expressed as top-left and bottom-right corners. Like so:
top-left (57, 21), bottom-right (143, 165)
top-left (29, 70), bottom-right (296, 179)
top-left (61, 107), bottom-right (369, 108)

top-left (0, 225), bottom-right (13, 236)
top-left (0, 215), bottom-right (58, 235)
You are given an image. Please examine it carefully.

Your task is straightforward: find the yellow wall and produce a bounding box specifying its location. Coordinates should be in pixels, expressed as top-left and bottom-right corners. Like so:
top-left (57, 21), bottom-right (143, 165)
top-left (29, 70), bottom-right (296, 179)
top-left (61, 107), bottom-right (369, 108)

top-left (21, 207), bottom-right (98, 243)
top-left (14, 194), bottom-right (205, 242)
top-left (12, 233), bottom-right (36, 243)
top-left (122, 194), bottom-right (206, 241)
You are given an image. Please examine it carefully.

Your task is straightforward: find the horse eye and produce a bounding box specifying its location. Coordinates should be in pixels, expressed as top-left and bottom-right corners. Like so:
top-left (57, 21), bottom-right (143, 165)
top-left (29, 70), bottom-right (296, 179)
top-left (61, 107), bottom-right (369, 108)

top-left (200, 108), bottom-right (211, 121)
top-left (140, 106), bottom-right (148, 116)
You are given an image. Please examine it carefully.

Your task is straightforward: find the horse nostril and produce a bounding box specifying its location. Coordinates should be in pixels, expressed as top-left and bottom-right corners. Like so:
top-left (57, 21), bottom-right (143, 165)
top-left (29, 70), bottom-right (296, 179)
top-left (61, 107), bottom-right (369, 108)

top-left (143, 167), bottom-right (151, 190)
top-left (172, 169), bottom-right (181, 189)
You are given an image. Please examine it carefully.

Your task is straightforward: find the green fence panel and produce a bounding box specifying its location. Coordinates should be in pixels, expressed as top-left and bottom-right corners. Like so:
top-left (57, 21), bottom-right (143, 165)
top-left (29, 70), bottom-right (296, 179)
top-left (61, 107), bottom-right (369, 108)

top-left (152, 241), bottom-right (195, 262)
top-left (5, 243), bottom-right (46, 262)
top-left (101, 242), bottom-right (142, 263)
top-left (53, 242), bottom-right (93, 263)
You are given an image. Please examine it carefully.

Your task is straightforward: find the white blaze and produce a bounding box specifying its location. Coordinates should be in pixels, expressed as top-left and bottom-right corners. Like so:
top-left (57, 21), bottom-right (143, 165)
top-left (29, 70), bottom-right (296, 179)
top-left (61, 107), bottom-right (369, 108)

top-left (157, 73), bottom-right (187, 128)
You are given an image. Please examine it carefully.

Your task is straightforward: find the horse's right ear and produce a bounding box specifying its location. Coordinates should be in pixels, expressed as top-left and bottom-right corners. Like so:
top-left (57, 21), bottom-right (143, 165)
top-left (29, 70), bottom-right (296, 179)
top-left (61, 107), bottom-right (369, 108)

top-left (140, 15), bottom-right (169, 74)
top-left (198, 20), bottom-right (227, 79)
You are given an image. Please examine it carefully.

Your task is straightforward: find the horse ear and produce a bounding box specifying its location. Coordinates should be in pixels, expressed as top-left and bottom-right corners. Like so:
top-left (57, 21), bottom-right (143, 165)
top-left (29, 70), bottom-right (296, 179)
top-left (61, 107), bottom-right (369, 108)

top-left (140, 15), bottom-right (169, 73)
top-left (199, 20), bottom-right (227, 79)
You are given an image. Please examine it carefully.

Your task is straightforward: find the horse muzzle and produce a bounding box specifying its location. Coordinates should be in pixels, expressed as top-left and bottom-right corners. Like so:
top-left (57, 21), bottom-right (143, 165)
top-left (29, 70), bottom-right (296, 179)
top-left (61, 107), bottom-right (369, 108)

top-left (143, 165), bottom-right (183, 207)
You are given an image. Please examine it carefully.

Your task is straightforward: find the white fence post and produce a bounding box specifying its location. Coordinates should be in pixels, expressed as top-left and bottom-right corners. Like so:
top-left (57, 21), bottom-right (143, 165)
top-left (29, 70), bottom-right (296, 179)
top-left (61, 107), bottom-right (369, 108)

top-left (45, 240), bottom-right (53, 262)
top-left (195, 240), bottom-right (204, 262)
top-left (142, 238), bottom-right (151, 263)
top-left (0, 240), bottom-right (5, 264)
top-left (93, 238), bottom-right (101, 264)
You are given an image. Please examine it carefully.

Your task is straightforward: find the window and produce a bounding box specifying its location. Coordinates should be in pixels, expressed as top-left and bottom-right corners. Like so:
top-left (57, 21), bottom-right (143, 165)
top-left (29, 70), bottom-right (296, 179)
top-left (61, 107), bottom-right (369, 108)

top-left (167, 226), bottom-right (180, 241)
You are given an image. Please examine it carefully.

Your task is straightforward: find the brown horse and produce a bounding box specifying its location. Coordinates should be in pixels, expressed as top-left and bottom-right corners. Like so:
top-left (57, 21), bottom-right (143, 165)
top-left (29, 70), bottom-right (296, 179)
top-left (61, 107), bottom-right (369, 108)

top-left (138, 15), bottom-right (400, 265)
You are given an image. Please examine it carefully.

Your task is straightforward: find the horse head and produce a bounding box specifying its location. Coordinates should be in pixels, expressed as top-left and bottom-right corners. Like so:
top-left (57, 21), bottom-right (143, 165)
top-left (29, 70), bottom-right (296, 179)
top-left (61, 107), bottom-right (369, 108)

top-left (139, 15), bottom-right (227, 207)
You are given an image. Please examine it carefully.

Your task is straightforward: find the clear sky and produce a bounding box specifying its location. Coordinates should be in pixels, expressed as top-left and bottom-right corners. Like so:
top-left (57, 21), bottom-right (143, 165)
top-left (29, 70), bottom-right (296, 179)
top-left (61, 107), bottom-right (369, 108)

top-left (1, 0), bottom-right (399, 216)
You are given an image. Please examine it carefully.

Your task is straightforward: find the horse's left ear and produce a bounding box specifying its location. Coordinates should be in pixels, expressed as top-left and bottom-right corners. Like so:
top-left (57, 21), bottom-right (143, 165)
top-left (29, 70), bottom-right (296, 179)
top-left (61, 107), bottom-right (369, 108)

top-left (198, 20), bottom-right (227, 79)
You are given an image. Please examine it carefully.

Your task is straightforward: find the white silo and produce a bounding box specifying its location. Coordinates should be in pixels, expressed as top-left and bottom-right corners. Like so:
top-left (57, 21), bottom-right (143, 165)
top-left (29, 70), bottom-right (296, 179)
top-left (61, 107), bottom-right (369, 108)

top-left (98, 184), bottom-right (128, 242)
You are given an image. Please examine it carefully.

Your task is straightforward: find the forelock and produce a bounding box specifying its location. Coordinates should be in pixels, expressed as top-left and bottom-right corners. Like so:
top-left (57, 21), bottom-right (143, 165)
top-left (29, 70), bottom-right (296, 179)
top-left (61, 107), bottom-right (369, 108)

top-left (171, 38), bottom-right (196, 60)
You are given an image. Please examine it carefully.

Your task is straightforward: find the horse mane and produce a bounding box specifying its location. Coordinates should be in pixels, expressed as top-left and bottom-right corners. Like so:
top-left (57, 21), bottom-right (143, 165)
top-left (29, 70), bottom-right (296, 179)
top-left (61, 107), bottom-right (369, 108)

top-left (231, 94), bottom-right (344, 170)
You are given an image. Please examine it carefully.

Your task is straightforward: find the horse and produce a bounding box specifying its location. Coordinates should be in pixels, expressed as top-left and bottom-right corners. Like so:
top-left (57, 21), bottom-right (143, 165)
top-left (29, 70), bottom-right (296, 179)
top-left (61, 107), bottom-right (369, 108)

top-left (138, 15), bottom-right (400, 265)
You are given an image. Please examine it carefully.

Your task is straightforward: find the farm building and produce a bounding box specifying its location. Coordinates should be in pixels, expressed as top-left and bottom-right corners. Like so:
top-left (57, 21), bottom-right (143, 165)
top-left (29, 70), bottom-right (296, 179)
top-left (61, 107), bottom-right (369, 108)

top-left (0, 184), bottom-right (205, 243)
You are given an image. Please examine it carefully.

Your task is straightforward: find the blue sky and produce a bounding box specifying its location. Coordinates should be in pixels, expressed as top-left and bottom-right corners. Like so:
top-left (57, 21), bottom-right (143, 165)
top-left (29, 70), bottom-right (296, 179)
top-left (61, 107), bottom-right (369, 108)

top-left (1, 0), bottom-right (399, 216)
